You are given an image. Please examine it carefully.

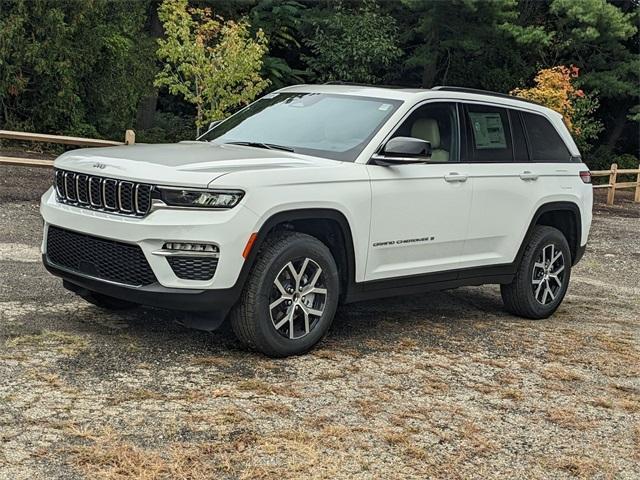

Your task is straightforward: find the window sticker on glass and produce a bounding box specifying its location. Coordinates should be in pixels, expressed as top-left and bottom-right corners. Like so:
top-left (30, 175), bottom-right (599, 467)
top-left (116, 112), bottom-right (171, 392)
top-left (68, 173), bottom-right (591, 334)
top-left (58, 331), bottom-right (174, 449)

top-left (378, 103), bottom-right (392, 111)
top-left (469, 112), bottom-right (507, 149)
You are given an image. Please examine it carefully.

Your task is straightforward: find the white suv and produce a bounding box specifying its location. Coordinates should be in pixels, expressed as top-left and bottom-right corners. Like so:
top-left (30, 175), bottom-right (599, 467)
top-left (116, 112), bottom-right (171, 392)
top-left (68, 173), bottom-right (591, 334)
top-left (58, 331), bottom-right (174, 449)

top-left (41, 84), bottom-right (593, 357)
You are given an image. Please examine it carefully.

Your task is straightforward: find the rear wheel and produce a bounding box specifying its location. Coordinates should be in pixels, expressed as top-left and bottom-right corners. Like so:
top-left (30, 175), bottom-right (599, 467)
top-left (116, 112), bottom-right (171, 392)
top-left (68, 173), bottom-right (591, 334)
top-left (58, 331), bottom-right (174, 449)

top-left (80, 291), bottom-right (138, 311)
top-left (230, 231), bottom-right (339, 357)
top-left (501, 225), bottom-right (571, 319)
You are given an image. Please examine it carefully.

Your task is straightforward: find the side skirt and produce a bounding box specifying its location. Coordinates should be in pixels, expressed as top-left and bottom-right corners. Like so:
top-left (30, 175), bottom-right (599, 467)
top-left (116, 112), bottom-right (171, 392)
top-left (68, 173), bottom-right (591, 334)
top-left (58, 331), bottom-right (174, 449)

top-left (344, 264), bottom-right (515, 303)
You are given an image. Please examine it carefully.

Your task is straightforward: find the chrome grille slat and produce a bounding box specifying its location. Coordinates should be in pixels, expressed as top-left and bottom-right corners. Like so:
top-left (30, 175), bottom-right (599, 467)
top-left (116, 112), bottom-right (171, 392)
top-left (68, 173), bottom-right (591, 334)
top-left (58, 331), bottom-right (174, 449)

top-left (64, 171), bottom-right (77, 201)
top-left (53, 169), bottom-right (153, 217)
top-left (76, 174), bottom-right (90, 204)
top-left (89, 177), bottom-right (102, 207)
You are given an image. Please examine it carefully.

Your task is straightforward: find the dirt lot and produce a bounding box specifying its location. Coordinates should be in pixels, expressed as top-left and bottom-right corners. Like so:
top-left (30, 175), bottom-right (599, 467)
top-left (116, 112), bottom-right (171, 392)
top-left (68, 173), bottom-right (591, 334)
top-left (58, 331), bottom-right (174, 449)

top-left (1, 166), bottom-right (639, 479)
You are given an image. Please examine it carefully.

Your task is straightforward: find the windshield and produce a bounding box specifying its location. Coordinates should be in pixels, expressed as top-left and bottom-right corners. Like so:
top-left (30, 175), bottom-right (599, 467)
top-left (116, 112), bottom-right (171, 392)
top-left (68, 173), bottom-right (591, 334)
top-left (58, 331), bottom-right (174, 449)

top-left (201, 92), bottom-right (403, 161)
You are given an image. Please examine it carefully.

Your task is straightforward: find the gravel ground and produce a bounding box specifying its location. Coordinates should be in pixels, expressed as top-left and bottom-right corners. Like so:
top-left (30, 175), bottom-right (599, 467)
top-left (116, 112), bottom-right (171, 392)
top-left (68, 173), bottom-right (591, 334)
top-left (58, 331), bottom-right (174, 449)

top-left (1, 166), bottom-right (639, 479)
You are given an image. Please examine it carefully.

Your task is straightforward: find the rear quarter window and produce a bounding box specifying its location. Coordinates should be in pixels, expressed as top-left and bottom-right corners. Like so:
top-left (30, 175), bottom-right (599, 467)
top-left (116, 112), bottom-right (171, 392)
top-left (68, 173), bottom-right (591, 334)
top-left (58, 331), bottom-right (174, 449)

top-left (521, 112), bottom-right (571, 162)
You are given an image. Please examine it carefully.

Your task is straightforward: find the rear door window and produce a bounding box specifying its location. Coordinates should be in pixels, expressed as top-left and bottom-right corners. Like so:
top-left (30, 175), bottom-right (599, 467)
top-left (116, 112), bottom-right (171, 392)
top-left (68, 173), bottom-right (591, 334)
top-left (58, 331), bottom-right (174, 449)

top-left (521, 112), bottom-right (571, 162)
top-left (464, 104), bottom-right (513, 162)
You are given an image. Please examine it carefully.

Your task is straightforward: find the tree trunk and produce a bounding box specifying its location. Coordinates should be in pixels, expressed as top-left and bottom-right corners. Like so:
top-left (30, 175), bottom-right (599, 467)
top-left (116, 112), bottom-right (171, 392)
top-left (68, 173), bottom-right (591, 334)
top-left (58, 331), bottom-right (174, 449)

top-left (421, 31), bottom-right (439, 88)
top-left (421, 55), bottom-right (439, 88)
top-left (135, 1), bottom-right (163, 131)
top-left (605, 105), bottom-right (631, 151)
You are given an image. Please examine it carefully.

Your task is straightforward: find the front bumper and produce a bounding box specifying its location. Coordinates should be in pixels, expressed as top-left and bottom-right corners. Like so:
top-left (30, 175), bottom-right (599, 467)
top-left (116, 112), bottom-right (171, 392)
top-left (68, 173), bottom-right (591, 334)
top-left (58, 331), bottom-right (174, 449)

top-left (44, 255), bottom-right (240, 316)
top-left (40, 187), bottom-right (259, 290)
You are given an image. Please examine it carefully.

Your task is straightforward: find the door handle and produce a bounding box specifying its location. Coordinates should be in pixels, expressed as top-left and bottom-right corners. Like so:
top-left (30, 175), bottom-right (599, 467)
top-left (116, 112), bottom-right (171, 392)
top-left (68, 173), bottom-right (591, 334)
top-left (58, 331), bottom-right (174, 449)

top-left (520, 171), bottom-right (539, 181)
top-left (444, 172), bottom-right (468, 183)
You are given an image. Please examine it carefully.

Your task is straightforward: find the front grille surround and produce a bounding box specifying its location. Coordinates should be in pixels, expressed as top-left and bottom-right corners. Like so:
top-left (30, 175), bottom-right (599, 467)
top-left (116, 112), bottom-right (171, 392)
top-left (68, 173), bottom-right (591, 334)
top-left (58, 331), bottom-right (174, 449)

top-left (46, 226), bottom-right (157, 286)
top-left (54, 169), bottom-right (153, 217)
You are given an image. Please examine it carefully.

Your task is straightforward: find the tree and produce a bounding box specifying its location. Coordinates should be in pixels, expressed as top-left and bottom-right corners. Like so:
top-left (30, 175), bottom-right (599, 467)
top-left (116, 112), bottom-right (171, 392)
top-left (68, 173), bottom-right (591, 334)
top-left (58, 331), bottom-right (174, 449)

top-left (511, 65), bottom-right (603, 153)
top-left (0, 0), bottom-right (155, 138)
top-left (302, 0), bottom-right (402, 84)
top-left (396, 0), bottom-right (540, 90)
top-left (508, 0), bottom-right (639, 153)
top-left (155, 0), bottom-right (269, 135)
top-left (248, 0), bottom-right (309, 90)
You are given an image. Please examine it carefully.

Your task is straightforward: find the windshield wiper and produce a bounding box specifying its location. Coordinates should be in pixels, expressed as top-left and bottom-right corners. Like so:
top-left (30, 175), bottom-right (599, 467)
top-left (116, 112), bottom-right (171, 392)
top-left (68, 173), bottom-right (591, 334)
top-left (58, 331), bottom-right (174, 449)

top-left (224, 141), bottom-right (294, 152)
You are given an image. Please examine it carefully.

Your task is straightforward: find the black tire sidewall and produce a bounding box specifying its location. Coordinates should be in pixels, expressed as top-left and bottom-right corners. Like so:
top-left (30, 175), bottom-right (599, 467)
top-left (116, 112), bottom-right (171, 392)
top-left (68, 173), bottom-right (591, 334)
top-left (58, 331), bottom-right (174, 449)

top-left (251, 236), bottom-right (339, 356)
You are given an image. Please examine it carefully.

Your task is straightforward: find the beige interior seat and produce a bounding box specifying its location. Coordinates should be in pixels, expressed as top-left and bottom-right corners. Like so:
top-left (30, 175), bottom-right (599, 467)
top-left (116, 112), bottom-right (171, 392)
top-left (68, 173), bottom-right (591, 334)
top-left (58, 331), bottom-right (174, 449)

top-left (410, 118), bottom-right (449, 162)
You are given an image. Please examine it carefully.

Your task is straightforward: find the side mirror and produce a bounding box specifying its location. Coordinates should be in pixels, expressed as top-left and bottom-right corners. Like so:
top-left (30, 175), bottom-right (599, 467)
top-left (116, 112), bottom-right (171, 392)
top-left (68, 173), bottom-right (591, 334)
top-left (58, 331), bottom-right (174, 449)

top-left (372, 136), bottom-right (432, 165)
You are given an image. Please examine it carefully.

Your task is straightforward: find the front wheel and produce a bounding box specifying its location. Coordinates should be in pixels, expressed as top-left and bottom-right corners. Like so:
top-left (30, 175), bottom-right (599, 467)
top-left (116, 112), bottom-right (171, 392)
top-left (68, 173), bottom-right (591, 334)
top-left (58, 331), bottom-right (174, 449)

top-left (230, 231), bottom-right (339, 357)
top-left (501, 225), bottom-right (571, 319)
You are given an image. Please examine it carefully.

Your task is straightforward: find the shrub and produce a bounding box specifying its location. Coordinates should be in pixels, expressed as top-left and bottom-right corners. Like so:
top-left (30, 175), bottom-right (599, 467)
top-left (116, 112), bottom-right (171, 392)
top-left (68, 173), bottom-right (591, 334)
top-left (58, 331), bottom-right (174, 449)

top-left (510, 66), bottom-right (602, 154)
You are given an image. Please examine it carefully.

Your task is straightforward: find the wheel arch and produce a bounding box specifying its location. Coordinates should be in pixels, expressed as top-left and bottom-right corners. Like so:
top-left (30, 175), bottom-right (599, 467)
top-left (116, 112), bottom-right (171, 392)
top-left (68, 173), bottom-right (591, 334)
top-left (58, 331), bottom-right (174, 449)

top-left (516, 201), bottom-right (582, 267)
top-left (238, 208), bottom-right (357, 301)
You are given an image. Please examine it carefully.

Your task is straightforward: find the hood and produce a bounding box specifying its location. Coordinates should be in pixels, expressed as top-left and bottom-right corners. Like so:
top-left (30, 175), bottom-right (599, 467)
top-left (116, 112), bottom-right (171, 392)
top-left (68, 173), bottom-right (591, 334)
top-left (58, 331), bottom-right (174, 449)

top-left (54, 142), bottom-right (340, 188)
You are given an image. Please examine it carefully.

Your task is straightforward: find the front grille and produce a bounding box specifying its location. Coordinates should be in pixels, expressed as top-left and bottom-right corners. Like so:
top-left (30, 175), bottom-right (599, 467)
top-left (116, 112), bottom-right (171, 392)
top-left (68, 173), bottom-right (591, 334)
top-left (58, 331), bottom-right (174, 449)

top-left (46, 226), bottom-right (157, 286)
top-left (54, 169), bottom-right (153, 217)
top-left (168, 256), bottom-right (218, 281)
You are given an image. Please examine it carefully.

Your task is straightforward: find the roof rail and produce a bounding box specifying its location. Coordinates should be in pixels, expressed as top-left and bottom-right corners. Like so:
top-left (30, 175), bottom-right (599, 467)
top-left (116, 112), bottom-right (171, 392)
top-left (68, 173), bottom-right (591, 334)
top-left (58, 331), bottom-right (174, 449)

top-left (323, 81), bottom-right (416, 90)
top-left (431, 86), bottom-right (543, 106)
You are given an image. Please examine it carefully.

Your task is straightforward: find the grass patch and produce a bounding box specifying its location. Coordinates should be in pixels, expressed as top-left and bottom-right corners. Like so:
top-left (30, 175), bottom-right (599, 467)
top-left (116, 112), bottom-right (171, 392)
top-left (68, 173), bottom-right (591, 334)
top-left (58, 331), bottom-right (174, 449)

top-left (7, 330), bottom-right (88, 355)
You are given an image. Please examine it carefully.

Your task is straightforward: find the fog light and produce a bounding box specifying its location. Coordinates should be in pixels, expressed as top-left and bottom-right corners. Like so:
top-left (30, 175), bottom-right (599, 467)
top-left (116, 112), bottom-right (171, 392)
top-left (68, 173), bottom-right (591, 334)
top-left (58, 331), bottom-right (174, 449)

top-left (163, 242), bottom-right (219, 253)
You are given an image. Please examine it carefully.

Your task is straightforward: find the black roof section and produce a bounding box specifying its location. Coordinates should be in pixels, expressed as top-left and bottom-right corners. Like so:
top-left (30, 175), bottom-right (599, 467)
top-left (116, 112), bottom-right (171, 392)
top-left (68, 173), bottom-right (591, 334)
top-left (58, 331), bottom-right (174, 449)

top-left (431, 86), bottom-right (543, 107)
top-left (323, 81), bottom-right (416, 89)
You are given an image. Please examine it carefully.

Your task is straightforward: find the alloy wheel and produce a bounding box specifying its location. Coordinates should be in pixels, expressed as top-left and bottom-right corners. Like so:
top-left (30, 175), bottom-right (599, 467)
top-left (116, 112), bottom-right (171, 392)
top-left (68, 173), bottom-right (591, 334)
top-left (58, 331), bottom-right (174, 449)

top-left (531, 243), bottom-right (565, 305)
top-left (269, 257), bottom-right (328, 339)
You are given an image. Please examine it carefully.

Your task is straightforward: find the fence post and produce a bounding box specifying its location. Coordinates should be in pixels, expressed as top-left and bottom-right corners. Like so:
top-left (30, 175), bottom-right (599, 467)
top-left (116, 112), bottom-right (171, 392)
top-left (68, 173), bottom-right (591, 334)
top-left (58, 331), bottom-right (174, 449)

top-left (125, 129), bottom-right (136, 145)
top-left (635, 163), bottom-right (640, 203)
top-left (607, 163), bottom-right (618, 206)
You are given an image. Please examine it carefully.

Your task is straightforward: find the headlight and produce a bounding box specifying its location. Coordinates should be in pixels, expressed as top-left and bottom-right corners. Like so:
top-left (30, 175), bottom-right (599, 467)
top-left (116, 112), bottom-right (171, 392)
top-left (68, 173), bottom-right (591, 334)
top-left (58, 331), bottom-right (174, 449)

top-left (157, 188), bottom-right (244, 209)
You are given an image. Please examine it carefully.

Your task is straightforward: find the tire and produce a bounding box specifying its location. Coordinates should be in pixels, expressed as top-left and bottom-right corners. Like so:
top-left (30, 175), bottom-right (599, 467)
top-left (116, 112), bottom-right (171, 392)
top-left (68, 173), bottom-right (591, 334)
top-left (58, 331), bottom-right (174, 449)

top-left (230, 231), bottom-right (340, 357)
top-left (501, 225), bottom-right (572, 319)
top-left (80, 291), bottom-right (139, 311)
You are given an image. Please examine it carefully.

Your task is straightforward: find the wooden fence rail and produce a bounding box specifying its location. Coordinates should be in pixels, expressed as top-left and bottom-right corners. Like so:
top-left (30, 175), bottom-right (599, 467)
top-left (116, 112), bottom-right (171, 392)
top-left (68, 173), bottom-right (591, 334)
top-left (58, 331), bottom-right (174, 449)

top-left (591, 163), bottom-right (640, 206)
top-left (0, 129), bottom-right (639, 207)
top-left (0, 129), bottom-right (135, 168)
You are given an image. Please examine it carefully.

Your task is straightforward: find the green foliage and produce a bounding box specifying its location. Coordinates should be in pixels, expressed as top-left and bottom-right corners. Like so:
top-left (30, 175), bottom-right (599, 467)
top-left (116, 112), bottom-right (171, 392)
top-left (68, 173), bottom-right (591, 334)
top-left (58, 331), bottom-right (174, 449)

top-left (136, 112), bottom-right (196, 144)
top-left (0, 0), bottom-right (636, 157)
top-left (248, 0), bottom-right (309, 89)
top-left (0, 0), bottom-right (155, 138)
top-left (398, 0), bottom-right (536, 89)
top-left (588, 145), bottom-right (639, 171)
top-left (155, 0), bottom-right (269, 134)
top-left (572, 93), bottom-right (603, 154)
top-left (302, 1), bottom-right (402, 84)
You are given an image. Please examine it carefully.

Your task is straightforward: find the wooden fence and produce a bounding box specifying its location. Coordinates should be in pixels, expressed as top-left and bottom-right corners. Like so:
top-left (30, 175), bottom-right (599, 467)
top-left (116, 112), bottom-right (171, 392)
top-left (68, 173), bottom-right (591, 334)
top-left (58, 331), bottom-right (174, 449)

top-left (591, 163), bottom-right (640, 206)
top-left (0, 129), bottom-right (135, 168)
top-left (1, 129), bottom-right (639, 207)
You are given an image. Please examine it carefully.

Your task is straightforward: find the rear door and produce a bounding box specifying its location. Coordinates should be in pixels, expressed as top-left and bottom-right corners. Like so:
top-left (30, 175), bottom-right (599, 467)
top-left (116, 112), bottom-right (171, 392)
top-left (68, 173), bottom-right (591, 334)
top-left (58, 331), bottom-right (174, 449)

top-left (459, 104), bottom-right (542, 268)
